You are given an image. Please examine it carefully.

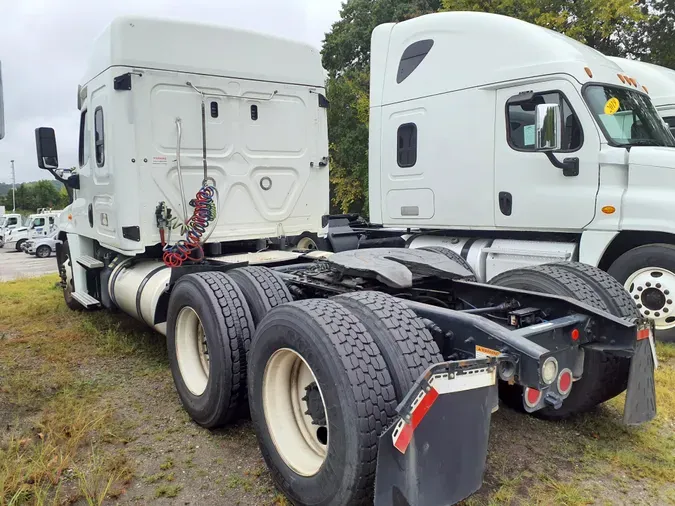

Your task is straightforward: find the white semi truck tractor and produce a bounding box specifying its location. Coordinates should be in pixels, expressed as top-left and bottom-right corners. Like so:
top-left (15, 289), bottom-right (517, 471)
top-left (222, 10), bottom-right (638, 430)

top-left (365, 13), bottom-right (675, 342)
top-left (35, 15), bottom-right (657, 506)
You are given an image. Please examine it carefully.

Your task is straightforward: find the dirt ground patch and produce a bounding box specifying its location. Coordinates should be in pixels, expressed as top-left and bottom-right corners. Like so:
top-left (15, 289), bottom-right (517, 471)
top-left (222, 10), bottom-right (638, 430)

top-left (1, 275), bottom-right (674, 505)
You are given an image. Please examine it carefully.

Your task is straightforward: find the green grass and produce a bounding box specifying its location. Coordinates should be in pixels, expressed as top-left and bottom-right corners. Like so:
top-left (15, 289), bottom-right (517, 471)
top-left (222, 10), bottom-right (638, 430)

top-left (2, 275), bottom-right (675, 505)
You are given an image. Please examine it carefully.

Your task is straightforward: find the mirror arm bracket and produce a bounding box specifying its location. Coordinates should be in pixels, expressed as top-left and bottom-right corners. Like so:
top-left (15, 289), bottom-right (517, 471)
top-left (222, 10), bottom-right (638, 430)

top-left (47, 168), bottom-right (80, 190)
top-left (544, 152), bottom-right (579, 177)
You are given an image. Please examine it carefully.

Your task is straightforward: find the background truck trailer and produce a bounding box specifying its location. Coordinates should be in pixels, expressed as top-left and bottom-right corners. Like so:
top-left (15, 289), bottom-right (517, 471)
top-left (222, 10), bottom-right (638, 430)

top-left (363, 12), bottom-right (675, 342)
top-left (33, 14), bottom-right (657, 506)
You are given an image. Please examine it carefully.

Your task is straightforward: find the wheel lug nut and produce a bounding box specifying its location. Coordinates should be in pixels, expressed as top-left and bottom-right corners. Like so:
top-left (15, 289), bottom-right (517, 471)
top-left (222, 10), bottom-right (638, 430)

top-left (645, 310), bottom-right (651, 315)
top-left (657, 283), bottom-right (662, 289)
top-left (665, 290), bottom-right (670, 295)
top-left (634, 295), bottom-right (639, 300)
top-left (638, 286), bottom-right (643, 291)
top-left (637, 304), bottom-right (643, 309)
top-left (655, 312), bottom-right (661, 317)
top-left (669, 300), bottom-right (673, 305)
top-left (665, 308), bottom-right (670, 313)
top-left (646, 282), bottom-right (652, 287)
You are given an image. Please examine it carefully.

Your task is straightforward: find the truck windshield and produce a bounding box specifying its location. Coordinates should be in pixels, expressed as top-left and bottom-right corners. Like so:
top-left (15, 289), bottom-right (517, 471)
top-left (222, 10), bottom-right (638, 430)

top-left (583, 85), bottom-right (675, 147)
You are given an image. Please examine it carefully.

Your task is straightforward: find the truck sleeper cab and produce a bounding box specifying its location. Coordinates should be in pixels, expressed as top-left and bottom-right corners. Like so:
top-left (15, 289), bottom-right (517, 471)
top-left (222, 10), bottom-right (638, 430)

top-left (367, 12), bottom-right (675, 341)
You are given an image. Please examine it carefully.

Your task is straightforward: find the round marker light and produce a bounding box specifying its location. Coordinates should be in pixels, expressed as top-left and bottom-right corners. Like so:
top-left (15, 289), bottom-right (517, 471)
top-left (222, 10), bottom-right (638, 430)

top-left (571, 328), bottom-right (580, 341)
top-left (541, 357), bottom-right (558, 385)
top-left (558, 369), bottom-right (573, 396)
top-left (524, 387), bottom-right (542, 408)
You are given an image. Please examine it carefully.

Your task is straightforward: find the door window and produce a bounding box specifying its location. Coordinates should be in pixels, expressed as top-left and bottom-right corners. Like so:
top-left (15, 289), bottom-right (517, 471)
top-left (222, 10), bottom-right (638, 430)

top-left (78, 109), bottom-right (91, 167)
top-left (31, 218), bottom-right (45, 229)
top-left (94, 106), bottom-right (105, 167)
top-left (663, 116), bottom-right (675, 137)
top-left (507, 91), bottom-right (583, 152)
top-left (7, 217), bottom-right (17, 226)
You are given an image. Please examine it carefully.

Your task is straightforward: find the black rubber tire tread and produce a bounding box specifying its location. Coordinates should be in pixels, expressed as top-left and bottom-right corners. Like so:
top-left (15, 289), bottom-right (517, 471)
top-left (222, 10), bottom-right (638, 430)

top-left (548, 262), bottom-right (639, 319)
top-left (248, 299), bottom-right (397, 506)
top-left (489, 264), bottom-right (630, 420)
top-left (227, 266), bottom-right (293, 326)
top-left (204, 272), bottom-right (255, 395)
top-left (15, 239), bottom-right (26, 251)
top-left (333, 290), bottom-right (442, 401)
top-left (167, 271), bottom-right (253, 428)
top-left (36, 245), bottom-right (51, 258)
top-left (419, 246), bottom-right (477, 280)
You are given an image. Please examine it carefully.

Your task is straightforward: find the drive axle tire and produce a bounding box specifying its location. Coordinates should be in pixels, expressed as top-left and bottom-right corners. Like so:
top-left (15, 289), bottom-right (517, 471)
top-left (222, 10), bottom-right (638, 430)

top-left (333, 291), bottom-right (442, 401)
top-left (490, 264), bottom-right (630, 420)
top-left (608, 244), bottom-right (675, 342)
top-left (167, 272), bottom-right (254, 428)
top-left (248, 299), bottom-right (397, 506)
top-left (418, 246), bottom-right (477, 280)
top-left (228, 266), bottom-right (293, 325)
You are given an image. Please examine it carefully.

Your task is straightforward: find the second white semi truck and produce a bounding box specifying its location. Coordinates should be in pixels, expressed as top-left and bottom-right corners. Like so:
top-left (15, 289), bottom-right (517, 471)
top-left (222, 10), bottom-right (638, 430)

top-left (362, 13), bottom-right (675, 342)
top-left (34, 13), bottom-right (657, 506)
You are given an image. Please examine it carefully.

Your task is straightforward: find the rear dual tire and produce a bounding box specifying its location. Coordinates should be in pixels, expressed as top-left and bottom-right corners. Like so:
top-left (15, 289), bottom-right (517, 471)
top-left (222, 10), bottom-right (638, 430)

top-left (490, 262), bottom-right (635, 420)
top-left (167, 272), bottom-right (253, 428)
top-left (248, 291), bottom-right (441, 506)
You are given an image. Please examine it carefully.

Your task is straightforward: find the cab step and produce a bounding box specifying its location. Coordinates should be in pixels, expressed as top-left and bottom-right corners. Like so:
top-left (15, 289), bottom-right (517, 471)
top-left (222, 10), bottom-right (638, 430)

top-left (76, 255), bottom-right (104, 269)
top-left (71, 291), bottom-right (101, 308)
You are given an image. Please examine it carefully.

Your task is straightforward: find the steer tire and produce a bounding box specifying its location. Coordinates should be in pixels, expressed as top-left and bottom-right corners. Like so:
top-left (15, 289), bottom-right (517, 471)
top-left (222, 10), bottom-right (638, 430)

top-left (167, 272), bottom-right (254, 428)
top-left (57, 240), bottom-right (82, 311)
top-left (228, 267), bottom-right (293, 326)
top-left (608, 244), bottom-right (675, 342)
top-left (489, 264), bottom-right (630, 420)
top-left (15, 239), bottom-right (26, 252)
top-left (333, 291), bottom-right (443, 401)
top-left (248, 299), bottom-right (397, 506)
top-left (419, 246), bottom-right (477, 280)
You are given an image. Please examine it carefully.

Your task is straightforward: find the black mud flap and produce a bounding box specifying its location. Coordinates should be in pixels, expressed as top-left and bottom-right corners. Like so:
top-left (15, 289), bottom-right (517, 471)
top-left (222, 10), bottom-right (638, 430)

top-left (623, 324), bottom-right (657, 426)
top-left (374, 359), bottom-right (498, 506)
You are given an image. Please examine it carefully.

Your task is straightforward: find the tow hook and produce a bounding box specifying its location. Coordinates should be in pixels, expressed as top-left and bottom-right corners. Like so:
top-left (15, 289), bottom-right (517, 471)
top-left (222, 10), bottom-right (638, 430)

top-left (544, 391), bottom-right (563, 409)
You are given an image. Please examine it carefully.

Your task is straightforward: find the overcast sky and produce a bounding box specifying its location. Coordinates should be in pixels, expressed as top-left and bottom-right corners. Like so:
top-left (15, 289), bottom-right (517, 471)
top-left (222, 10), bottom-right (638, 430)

top-left (0, 0), bottom-right (343, 184)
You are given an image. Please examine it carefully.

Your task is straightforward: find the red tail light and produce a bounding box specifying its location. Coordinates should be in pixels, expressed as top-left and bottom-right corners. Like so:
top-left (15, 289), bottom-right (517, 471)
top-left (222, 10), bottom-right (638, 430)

top-left (557, 369), bottom-right (573, 396)
top-left (524, 387), bottom-right (542, 408)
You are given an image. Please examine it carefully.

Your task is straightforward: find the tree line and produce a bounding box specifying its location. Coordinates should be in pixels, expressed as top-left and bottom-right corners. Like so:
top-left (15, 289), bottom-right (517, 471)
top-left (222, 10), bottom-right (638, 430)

top-left (322, 0), bottom-right (675, 215)
top-left (0, 180), bottom-right (69, 215)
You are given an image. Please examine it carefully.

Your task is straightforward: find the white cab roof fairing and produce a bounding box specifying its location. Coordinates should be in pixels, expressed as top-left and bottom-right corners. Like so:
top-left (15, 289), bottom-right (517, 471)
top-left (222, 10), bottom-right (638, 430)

top-left (81, 16), bottom-right (326, 88)
top-left (608, 57), bottom-right (675, 108)
top-left (371, 11), bottom-right (633, 107)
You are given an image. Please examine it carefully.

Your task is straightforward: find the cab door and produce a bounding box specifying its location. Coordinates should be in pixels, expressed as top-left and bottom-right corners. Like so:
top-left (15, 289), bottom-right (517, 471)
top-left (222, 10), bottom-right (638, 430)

top-left (494, 80), bottom-right (601, 230)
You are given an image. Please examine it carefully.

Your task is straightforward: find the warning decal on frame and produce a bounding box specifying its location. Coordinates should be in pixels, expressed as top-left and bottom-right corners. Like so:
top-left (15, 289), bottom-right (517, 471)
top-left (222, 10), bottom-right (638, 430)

top-left (604, 97), bottom-right (620, 115)
top-left (475, 345), bottom-right (500, 359)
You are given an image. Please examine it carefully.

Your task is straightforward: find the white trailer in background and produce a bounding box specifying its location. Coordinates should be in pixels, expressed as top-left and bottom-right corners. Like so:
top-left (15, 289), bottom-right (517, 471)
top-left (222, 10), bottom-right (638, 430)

top-left (365, 13), bottom-right (675, 341)
top-left (33, 14), bottom-right (657, 506)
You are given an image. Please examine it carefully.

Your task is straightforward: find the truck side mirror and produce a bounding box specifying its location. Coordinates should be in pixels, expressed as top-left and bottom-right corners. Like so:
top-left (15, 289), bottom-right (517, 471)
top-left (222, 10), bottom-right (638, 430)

top-left (35, 127), bottom-right (59, 169)
top-left (534, 103), bottom-right (561, 151)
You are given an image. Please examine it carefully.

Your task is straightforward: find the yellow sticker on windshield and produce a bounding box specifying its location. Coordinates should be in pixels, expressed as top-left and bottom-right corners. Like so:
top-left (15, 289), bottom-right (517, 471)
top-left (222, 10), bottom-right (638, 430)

top-left (604, 97), bottom-right (620, 115)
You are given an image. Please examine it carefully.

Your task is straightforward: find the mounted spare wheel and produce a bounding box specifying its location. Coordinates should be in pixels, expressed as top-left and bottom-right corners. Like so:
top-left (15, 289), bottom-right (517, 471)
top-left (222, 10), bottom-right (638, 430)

top-left (332, 291), bottom-right (443, 401)
top-left (489, 262), bottom-right (632, 420)
top-left (57, 240), bottom-right (82, 311)
top-left (608, 244), bottom-right (675, 342)
top-left (291, 232), bottom-right (330, 252)
top-left (227, 266), bottom-right (293, 325)
top-left (167, 272), bottom-right (254, 428)
top-left (247, 299), bottom-right (397, 506)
